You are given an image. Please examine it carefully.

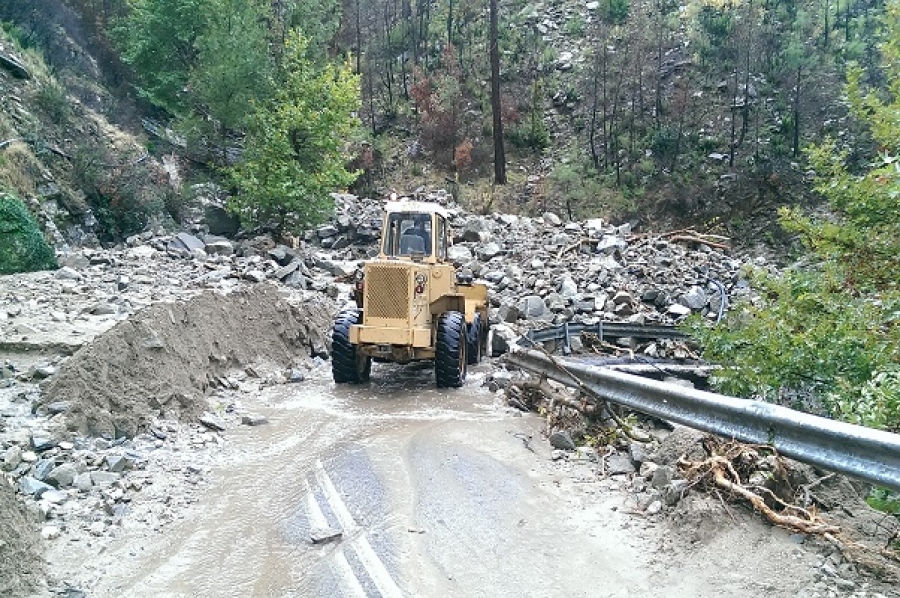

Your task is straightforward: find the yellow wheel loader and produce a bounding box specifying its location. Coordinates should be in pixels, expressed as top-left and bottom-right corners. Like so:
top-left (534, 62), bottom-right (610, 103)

top-left (332, 200), bottom-right (489, 388)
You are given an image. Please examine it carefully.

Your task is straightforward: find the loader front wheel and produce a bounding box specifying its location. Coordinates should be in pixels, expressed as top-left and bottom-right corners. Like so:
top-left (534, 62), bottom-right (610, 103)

top-left (436, 311), bottom-right (467, 388)
top-left (332, 309), bottom-right (371, 384)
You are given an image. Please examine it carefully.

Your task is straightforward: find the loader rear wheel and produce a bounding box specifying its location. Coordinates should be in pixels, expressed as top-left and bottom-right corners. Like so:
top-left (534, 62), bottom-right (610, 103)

top-left (435, 311), bottom-right (467, 388)
top-left (466, 313), bottom-right (485, 365)
top-left (332, 309), bottom-right (371, 384)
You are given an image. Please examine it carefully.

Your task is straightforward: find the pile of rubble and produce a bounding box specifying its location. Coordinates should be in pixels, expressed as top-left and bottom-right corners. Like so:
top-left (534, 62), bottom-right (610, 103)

top-left (310, 192), bottom-right (771, 349)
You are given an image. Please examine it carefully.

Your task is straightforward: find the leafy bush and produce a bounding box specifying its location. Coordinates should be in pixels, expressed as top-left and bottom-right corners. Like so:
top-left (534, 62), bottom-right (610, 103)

top-left (34, 80), bottom-right (71, 125)
top-left (0, 192), bottom-right (57, 275)
top-left (229, 31), bottom-right (360, 234)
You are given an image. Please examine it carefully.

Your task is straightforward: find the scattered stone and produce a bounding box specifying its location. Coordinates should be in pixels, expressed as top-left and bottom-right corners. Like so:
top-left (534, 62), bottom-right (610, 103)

top-left (241, 414), bottom-right (268, 426)
top-left (606, 453), bottom-right (637, 475)
top-left (650, 465), bottom-right (675, 490)
top-left (47, 463), bottom-right (78, 488)
top-left (199, 414), bottom-right (226, 432)
top-left (548, 430), bottom-right (576, 451)
top-left (90, 471), bottom-right (120, 487)
top-left (19, 476), bottom-right (54, 498)
top-left (89, 521), bottom-right (107, 536)
top-left (42, 489), bottom-right (68, 504)
top-left (310, 527), bottom-right (343, 545)
top-left (645, 500), bottom-right (663, 515)
top-left (31, 432), bottom-right (56, 452)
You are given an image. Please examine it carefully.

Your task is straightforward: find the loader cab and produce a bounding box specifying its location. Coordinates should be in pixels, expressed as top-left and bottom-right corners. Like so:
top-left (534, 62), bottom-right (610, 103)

top-left (380, 202), bottom-right (449, 264)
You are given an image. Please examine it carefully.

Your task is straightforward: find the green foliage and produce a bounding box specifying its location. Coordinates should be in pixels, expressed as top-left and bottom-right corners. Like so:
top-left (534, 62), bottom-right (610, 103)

top-left (599, 0), bottom-right (630, 25)
top-left (690, 2), bottom-right (900, 431)
top-left (34, 80), bottom-right (71, 125)
top-left (507, 80), bottom-right (549, 152)
top-left (71, 145), bottom-right (166, 241)
top-left (0, 192), bottom-right (57, 275)
top-left (114, 0), bottom-right (207, 116)
top-left (867, 487), bottom-right (900, 518)
top-left (192, 0), bottom-right (271, 132)
top-left (229, 31), bottom-right (361, 234)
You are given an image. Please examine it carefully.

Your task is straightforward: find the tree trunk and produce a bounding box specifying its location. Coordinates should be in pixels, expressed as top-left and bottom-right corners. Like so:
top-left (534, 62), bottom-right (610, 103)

top-left (489, 0), bottom-right (506, 184)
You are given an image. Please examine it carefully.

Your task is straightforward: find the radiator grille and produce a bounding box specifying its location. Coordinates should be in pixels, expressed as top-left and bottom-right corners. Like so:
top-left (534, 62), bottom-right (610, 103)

top-left (366, 265), bottom-right (410, 320)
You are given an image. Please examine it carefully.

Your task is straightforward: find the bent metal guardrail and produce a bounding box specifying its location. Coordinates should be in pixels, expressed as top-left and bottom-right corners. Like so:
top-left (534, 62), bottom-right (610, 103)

top-left (505, 348), bottom-right (900, 492)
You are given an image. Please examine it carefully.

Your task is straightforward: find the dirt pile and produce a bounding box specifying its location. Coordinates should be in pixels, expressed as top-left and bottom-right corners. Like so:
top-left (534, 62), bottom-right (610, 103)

top-left (0, 477), bottom-right (43, 597)
top-left (40, 285), bottom-right (332, 437)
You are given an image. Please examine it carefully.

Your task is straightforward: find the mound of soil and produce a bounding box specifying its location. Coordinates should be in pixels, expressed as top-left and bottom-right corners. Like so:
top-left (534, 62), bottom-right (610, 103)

top-left (41, 285), bottom-right (333, 437)
top-left (0, 478), bottom-right (43, 597)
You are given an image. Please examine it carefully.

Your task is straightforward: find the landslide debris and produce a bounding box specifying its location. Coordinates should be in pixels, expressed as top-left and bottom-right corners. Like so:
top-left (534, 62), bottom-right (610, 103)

top-left (40, 285), bottom-right (332, 438)
top-left (0, 476), bottom-right (43, 598)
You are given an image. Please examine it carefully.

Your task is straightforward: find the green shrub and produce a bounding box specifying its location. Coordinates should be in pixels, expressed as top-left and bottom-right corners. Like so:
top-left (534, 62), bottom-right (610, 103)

top-left (34, 80), bottom-right (71, 125)
top-left (0, 192), bottom-right (57, 275)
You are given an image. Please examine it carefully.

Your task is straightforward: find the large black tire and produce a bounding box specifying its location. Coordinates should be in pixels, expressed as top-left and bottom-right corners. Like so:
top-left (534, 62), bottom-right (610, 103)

top-left (332, 309), bottom-right (371, 384)
top-left (435, 311), bottom-right (467, 388)
top-left (466, 313), bottom-right (484, 365)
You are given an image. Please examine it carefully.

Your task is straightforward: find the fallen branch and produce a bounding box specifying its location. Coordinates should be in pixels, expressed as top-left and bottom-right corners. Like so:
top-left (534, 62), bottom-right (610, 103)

top-left (682, 454), bottom-right (840, 535)
top-left (669, 234), bottom-right (731, 251)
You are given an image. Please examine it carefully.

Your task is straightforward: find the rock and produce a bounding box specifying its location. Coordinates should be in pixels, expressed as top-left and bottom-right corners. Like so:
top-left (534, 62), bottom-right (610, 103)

top-left (205, 240), bottom-right (235, 256)
top-left (47, 463), bottom-right (78, 488)
top-left (639, 461), bottom-right (659, 479)
top-left (497, 304), bottom-right (520, 323)
top-left (0, 52), bottom-right (32, 79)
top-left (663, 479), bottom-right (690, 506)
top-left (21, 451), bottom-right (37, 463)
top-left (543, 212), bottom-right (562, 226)
top-left (41, 525), bottom-right (61, 540)
top-left (596, 236), bottom-right (627, 254)
top-left (650, 465), bottom-right (675, 490)
top-left (169, 232), bottom-right (205, 253)
top-left (645, 500), bottom-right (663, 515)
top-left (241, 414), bottom-right (268, 426)
top-left (89, 521), bottom-right (107, 536)
top-left (628, 442), bottom-right (649, 465)
top-left (204, 204), bottom-right (239, 236)
top-left (41, 489), bottom-right (68, 504)
top-left (310, 527), bottom-right (343, 545)
top-left (1, 445), bottom-right (22, 471)
top-left (55, 266), bottom-right (83, 281)
top-left (199, 414), bottom-right (226, 431)
top-left (90, 471), bottom-right (120, 487)
top-left (447, 245), bottom-right (473, 265)
top-left (606, 453), bottom-right (636, 475)
top-left (243, 270), bottom-right (267, 283)
top-left (679, 286), bottom-right (708, 311)
top-left (106, 454), bottom-right (131, 473)
top-left (462, 218), bottom-right (492, 243)
top-left (667, 303), bottom-right (691, 317)
top-left (74, 472), bottom-right (93, 492)
top-left (31, 432), bottom-right (56, 452)
top-left (559, 278), bottom-right (578, 298)
top-left (476, 242), bottom-right (502, 261)
top-left (19, 476), bottom-right (54, 498)
top-left (549, 430), bottom-right (576, 451)
top-left (31, 458), bottom-right (56, 481)
top-left (517, 295), bottom-right (546, 319)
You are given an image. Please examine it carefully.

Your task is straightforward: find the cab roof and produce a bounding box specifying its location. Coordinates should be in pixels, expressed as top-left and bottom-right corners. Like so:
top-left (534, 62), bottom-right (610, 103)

top-left (384, 200), bottom-right (451, 219)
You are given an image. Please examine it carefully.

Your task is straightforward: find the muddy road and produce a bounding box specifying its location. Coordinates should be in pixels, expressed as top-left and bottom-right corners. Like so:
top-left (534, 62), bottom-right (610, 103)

top-left (41, 361), bottom-right (831, 598)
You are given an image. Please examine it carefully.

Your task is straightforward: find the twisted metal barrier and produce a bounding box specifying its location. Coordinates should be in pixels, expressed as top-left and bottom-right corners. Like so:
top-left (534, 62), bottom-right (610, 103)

top-left (505, 348), bottom-right (900, 491)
